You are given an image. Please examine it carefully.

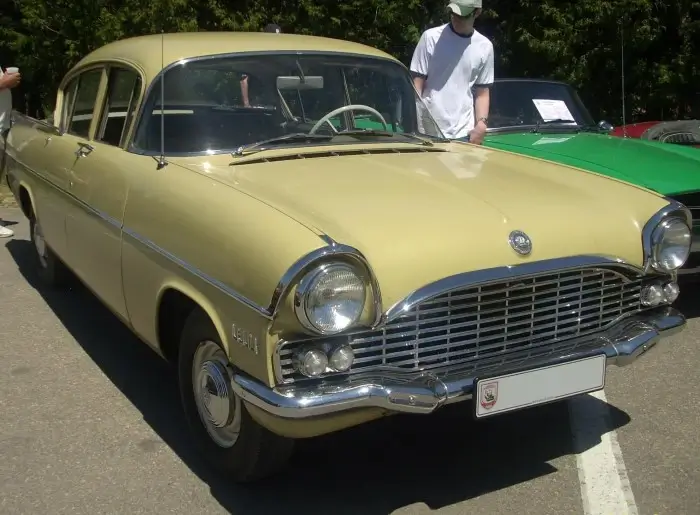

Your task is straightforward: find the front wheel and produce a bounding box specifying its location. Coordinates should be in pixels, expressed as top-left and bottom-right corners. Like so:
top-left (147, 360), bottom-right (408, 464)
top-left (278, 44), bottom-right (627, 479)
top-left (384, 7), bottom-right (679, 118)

top-left (178, 309), bottom-right (295, 482)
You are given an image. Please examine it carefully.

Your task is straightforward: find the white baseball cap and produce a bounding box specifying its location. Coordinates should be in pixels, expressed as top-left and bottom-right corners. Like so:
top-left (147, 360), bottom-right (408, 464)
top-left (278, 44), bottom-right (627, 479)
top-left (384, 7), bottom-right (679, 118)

top-left (447, 0), bottom-right (482, 16)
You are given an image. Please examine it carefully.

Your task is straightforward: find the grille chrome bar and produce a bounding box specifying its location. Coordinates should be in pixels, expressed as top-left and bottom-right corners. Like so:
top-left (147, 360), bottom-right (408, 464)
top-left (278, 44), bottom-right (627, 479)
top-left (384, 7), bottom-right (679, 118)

top-left (276, 266), bottom-right (644, 383)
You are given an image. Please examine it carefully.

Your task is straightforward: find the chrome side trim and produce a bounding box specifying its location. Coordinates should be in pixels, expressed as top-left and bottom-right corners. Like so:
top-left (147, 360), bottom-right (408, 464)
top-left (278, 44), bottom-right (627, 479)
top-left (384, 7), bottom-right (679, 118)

top-left (267, 235), bottom-right (383, 325)
top-left (11, 155), bottom-right (122, 229)
top-left (121, 229), bottom-right (272, 318)
top-left (230, 306), bottom-right (685, 419)
top-left (11, 159), bottom-right (273, 318)
top-left (382, 254), bottom-right (644, 324)
top-left (12, 147), bottom-right (686, 328)
top-left (11, 111), bottom-right (62, 136)
top-left (642, 199), bottom-right (693, 273)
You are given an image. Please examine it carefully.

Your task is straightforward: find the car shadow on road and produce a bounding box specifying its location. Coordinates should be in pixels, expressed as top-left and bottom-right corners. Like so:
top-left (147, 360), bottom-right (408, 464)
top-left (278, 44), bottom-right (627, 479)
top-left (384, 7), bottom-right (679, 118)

top-left (5, 238), bottom-right (632, 515)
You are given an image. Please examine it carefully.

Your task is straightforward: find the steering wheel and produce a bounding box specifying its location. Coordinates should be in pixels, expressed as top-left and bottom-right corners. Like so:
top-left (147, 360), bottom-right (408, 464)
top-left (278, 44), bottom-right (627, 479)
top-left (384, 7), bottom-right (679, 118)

top-left (308, 104), bottom-right (389, 135)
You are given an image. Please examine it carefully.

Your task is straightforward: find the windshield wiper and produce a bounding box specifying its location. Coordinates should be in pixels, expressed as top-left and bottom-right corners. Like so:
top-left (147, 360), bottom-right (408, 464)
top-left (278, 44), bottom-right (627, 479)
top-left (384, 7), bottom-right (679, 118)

top-left (231, 129), bottom-right (443, 158)
top-left (336, 129), bottom-right (437, 146)
top-left (579, 124), bottom-right (606, 133)
top-left (231, 132), bottom-right (333, 156)
top-left (531, 119), bottom-right (580, 133)
top-left (539, 118), bottom-right (577, 125)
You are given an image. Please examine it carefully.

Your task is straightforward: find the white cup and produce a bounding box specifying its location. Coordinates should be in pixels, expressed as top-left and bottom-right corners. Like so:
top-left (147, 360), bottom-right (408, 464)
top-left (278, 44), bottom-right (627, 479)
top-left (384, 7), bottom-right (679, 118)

top-left (6, 67), bottom-right (19, 74)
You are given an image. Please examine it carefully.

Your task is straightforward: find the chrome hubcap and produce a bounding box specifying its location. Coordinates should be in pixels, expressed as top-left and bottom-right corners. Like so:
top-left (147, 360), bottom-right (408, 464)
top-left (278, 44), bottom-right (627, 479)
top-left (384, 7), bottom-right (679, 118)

top-left (33, 220), bottom-right (48, 268)
top-left (192, 340), bottom-right (241, 448)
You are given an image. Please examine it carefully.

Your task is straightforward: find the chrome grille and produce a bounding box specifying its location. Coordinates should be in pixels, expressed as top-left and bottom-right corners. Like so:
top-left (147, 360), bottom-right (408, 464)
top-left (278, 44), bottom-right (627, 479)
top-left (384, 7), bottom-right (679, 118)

top-left (277, 267), bottom-right (643, 383)
top-left (662, 133), bottom-right (700, 144)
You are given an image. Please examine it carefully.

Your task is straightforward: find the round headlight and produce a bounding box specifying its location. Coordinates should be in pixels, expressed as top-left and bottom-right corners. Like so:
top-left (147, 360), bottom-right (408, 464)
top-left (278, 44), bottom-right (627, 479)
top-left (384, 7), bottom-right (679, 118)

top-left (293, 348), bottom-right (328, 377)
top-left (296, 264), bottom-right (367, 334)
top-left (651, 217), bottom-right (691, 271)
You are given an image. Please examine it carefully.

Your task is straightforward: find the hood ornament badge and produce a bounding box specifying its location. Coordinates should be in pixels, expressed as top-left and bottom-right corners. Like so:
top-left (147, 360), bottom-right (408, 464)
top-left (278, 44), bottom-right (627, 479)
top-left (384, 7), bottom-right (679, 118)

top-left (509, 230), bottom-right (532, 255)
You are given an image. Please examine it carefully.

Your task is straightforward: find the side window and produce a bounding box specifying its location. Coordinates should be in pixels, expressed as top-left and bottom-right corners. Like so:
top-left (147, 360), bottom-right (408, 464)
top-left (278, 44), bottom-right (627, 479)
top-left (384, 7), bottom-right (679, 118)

top-left (96, 68), bottom-right (142, 147)
top-left (61, 79), bottom-right (78, 131)
top-left (67, 69), bottom-right (103, 138)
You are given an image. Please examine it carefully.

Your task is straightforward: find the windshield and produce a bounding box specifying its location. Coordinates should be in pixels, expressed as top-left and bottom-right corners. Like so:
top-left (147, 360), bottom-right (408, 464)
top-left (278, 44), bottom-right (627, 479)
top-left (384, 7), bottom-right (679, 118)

top-left (487, 80), bottom-right (596, 131)
top-left (131, 53), bottom-right (445, 155)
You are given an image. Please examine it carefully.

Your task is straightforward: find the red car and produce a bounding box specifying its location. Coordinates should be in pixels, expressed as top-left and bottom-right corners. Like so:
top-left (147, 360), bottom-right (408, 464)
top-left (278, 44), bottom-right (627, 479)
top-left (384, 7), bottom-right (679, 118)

top-left (610, 120), bottom-right (700, 148)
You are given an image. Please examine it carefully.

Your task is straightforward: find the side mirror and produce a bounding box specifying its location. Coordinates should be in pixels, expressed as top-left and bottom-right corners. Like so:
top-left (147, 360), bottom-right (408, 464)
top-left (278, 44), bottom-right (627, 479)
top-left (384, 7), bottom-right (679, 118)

top-left (598, 120), bottom-right (614, 132)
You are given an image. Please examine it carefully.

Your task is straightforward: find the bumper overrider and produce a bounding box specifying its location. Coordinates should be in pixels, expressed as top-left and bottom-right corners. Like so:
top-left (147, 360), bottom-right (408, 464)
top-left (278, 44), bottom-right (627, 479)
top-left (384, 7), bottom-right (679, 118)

top-left (229, 200), bottom-right (692, 421)
top-left (231, 306), bottom-right (684, 419)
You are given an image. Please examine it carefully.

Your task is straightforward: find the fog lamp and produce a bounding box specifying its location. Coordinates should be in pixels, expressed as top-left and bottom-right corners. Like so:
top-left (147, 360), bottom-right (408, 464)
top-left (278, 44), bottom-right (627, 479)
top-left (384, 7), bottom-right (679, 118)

top-left (294, 348), bottom-right (328, 377)
top-left (663, 281), bottom-right (680, 303)
top-left (641, 284), bottom-right (665, 307)
top-left (329, 344), bottom-right (354, 372)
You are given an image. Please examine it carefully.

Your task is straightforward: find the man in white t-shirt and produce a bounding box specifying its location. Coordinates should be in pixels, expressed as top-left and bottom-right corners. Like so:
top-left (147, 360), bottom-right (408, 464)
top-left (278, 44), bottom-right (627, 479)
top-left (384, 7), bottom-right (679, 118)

top-left (0, 66), bottom-right (21, 238)
top-left (410, 0), bottom-right (494, 144)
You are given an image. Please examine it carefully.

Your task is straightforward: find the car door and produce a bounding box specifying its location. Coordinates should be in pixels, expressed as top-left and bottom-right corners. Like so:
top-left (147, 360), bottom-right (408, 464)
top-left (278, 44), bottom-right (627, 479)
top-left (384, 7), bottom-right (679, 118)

top-left (9, 126), bottom-right (78, 262)
top-left (6, 74), bottom-right (93, 261)
top-left (64, 65), bottom-right (142, 320)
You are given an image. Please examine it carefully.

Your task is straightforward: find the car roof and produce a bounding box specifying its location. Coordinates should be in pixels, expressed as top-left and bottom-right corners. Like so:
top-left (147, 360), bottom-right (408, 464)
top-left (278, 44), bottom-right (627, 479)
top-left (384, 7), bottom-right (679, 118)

top-left (70, 31), bottom-right (401, 83)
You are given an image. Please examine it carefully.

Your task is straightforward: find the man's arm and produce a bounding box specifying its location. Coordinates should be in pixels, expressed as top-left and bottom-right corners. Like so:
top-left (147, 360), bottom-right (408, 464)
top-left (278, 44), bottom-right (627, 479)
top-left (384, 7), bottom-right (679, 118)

top-left (473, 87), bottom-right (490, 125)
top-left (412, 75), bottom-right (426, 97)
top-left (0, 72), bottom-right (21, 91)
top-left (410, 32), bottom-right (431, 97)
top-left (239, 74), bottom-right (250, 107)
top-left (469, 43), bottom-right (495, 144)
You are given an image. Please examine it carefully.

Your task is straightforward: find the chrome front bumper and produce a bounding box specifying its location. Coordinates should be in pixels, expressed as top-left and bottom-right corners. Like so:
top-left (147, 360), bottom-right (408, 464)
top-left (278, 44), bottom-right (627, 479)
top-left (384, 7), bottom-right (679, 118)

top-left (230, 307), bottom-right (685, 420)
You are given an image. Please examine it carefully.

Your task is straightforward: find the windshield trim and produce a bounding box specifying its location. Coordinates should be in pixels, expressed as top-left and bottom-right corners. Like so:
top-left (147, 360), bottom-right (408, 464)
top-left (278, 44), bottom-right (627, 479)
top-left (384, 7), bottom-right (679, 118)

top-left (126, 49), bottom-right (426, 157)
top-left (485, 124), bottom-right (604, 136)
top-left (486, 124), bottom-right (579, 134)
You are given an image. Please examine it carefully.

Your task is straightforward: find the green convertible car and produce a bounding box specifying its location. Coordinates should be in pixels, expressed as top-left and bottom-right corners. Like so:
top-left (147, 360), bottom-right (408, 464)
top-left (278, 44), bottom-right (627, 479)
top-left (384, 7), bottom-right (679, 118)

top-left (483, 78), bottom-right (700, 276)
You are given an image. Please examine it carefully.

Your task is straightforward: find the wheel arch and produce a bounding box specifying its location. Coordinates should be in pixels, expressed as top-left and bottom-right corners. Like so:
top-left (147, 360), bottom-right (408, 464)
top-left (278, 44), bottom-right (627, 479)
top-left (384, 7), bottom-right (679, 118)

top-left (17, 181), bottom-right (36, 219)
top-left (155, 282), bottom-right (231, 365)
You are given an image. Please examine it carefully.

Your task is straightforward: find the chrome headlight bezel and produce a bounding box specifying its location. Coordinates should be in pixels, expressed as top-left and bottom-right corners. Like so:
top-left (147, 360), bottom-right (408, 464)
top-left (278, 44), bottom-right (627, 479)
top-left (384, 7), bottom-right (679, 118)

top-left (650, 217), bottom-right (692, 272)
top-left (293, 262), bottom-right (368, 335)
top-left (643, 201), bottom-right (693, 273)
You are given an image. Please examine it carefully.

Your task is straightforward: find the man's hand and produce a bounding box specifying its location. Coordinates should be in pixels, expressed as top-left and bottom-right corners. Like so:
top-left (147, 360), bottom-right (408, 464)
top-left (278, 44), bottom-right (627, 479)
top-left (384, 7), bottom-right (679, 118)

top-left (468, 119), bottom-right (487, 145)
top-left (0, 70), bottom-right (21, 89)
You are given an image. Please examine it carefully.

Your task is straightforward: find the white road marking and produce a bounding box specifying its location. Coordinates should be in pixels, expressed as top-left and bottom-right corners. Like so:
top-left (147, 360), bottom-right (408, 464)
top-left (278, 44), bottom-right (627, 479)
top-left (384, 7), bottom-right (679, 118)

top-left (569, 389), bottom-right (639, 515)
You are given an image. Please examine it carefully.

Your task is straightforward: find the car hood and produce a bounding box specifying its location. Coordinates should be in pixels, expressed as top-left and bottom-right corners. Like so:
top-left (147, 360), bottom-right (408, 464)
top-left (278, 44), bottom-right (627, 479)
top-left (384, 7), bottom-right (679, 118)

top-left (173, 143), bottom-right (668, 309)
top-left (483, 131), bottom-right (700, 195)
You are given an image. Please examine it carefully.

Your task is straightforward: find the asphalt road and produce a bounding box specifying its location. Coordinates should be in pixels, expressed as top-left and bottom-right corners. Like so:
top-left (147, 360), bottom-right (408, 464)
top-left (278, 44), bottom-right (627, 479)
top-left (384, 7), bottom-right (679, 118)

top-left (0, 206), bottom-right (698, 515)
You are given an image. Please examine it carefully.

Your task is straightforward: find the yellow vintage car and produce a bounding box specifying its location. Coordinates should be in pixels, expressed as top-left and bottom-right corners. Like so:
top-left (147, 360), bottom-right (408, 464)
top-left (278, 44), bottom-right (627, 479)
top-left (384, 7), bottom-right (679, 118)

top-left (4, 32), bottom-right (693, 481)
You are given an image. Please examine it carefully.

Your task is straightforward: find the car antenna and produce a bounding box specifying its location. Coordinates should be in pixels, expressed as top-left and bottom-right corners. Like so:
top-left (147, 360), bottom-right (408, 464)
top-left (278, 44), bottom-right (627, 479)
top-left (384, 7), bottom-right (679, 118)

top-left (620, 20), bottom-right (628, 139)
top-left (155, 28), bottom-right (168, 169)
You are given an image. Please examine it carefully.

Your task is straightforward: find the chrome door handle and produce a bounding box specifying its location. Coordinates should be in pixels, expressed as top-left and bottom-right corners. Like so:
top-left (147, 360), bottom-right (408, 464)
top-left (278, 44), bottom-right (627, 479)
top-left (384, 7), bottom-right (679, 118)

top-left (75, 142), bottom-right (94, 157)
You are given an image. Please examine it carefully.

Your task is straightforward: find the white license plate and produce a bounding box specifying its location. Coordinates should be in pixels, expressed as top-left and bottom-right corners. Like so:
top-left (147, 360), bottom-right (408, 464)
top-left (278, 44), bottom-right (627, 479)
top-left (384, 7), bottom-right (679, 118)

top-left (474, 354), bottom-right (607, 419)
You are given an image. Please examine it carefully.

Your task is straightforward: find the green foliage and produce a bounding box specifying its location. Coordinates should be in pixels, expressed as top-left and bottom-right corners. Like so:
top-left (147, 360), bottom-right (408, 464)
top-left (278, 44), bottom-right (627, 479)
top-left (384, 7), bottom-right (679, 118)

top-left (0, 0), bottom-right (697, 122)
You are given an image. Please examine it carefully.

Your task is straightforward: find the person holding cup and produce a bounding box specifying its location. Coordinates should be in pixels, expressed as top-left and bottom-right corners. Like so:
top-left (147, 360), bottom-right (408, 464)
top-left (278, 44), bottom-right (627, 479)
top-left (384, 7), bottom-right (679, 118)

top-left (0, 65), bottom-right (21, 238)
